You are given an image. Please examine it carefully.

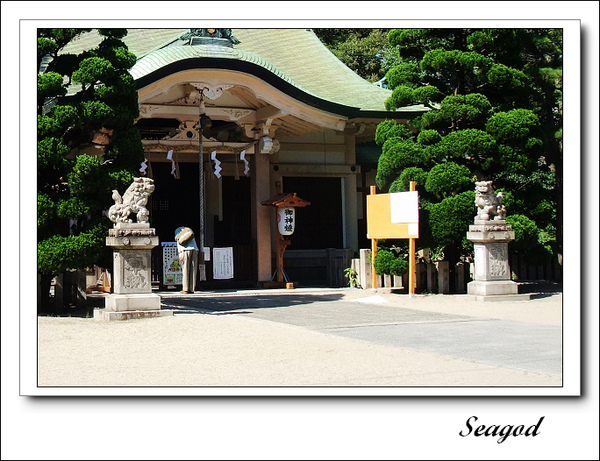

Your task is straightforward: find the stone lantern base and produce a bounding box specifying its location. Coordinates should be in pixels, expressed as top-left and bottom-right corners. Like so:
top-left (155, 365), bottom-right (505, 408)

top-left (94, 223), bottom-right (173, 321)
top-left (466, 220), bottom-right (531, 302)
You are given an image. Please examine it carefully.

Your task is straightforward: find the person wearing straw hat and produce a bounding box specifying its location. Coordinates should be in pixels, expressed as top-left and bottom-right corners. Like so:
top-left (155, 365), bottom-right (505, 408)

top-left (175, 226), bottom-right (199, 293)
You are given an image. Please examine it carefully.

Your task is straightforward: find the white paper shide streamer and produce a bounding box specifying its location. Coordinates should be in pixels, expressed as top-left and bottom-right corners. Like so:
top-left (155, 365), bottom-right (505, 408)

top-left (166, 150), bottom-right (180, 179)
top-left (211, 150), bottom-right (221, 178)
top-left (139, 158), bottom-right (148, 175)
top-left (240, 150), bottom-right (250, 176)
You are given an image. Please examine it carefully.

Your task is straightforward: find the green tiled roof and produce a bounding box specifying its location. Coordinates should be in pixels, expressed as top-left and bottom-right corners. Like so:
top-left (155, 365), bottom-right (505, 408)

top-left (131, 43), bottom-right (308, 95)
top-left (60, 28), bottom-right (426, 115)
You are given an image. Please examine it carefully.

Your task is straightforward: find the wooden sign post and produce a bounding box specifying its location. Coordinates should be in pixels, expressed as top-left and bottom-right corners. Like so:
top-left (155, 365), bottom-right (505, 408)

top-left (370, 186), bottom-right (379, 291)
top-left (408, 181), bottom-right (417, 295)
top-left (366, 181), bottom-right (418, 295)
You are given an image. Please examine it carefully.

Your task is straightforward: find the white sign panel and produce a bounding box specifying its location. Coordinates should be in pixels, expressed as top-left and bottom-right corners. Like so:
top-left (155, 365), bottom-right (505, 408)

top-left (213, 247), bottom-right (234, 280)
top-left (390, 191), bottom-right (419, 224)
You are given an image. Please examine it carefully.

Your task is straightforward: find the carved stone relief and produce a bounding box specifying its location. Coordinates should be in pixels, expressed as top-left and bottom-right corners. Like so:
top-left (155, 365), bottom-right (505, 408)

top-left (488, 243), bottom-right (508, 277)
top-left (122, 252), bottom-right (149, 290)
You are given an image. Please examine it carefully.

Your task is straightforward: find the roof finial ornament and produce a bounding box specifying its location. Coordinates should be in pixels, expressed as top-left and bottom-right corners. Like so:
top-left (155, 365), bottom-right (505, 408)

top-left (181, 29), bottom-right (240, 47)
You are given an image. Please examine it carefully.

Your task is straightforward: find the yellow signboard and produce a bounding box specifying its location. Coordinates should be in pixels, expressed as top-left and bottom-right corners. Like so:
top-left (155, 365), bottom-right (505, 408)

top-left (366, 191), bottom-right (419, 239)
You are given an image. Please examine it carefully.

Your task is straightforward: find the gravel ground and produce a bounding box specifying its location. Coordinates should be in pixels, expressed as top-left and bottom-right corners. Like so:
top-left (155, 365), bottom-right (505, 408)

top-left (37, 290), bottom-right (563, 389)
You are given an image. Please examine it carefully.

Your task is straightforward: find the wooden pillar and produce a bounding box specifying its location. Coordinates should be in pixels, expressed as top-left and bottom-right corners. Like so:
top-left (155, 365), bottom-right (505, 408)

top-left (252, 153), bottom-right (272, 283)
top-left (276, 235), bottom-right (291, 282)
top-left (370, 185), bottom-right (378, 290)
top-left (408, 181), bottom-right (417, 295)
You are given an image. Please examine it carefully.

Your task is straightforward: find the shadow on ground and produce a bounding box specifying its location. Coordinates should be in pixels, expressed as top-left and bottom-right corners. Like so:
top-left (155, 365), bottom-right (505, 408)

top-left (160, 293), bottom-right (345, 315)
top-left (518, 281), bottom-right (563, 299)
top-left (37, 280), bottom-right (561, 318)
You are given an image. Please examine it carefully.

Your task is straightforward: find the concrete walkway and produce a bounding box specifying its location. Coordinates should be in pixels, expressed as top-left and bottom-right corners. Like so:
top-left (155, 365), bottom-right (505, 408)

top-left (37, 288), bottom-right (562, 391)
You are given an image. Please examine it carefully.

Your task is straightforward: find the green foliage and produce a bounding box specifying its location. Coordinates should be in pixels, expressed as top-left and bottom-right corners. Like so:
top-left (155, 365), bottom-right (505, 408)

top-left (376, 138), bottom-right (425, 190)
top-left (486, 108), bottom-right (540, 143)
top-left (38, 115), bottom-right (60, 138)
top-left (425, 163), bottom-right (472, 199)
top-left (374, 248), bottom-right (408, 276)
top-left (67, 155), bottom-right (106, 194)
top-left (56, 196), bottom-right (92, 220)
top-left (314, 29), bottom-right (400, 82)
top-left (386, 85), bottom-right (415, 110)
top-left (97, 29), bottom-right (128, 39)
top-left (430, 94), bottom-right (492, 129)
top-left (37, 28), bottom-right (143, 283)
top-left (38, 193), bottom-right (56, 228)
top-left (37, 223), bottom-right (108, 276)
top-left (375, 28), bottom-right (562, 264)
top-left (430, 129), bottom-right (497, 164)
top-left (38, 72), bottom-right (67, 101)
top-left (487, 63), bottom-right (529, 89)
top-left (37, 137), bottom-right (70, 168)
top-left (72, 56), bottom-right (115, 85)
top-left (108, 169), bottom-right (136, 191)
top-left (506, 214), bottom-right (539, 251)
top-left (375, 120), bottom-right (412, 146)
top-left (413, 85), bottom-right (442, 105)
top-left (416, 129), bottom-right (441, 146)
top-left (389, 167), bottom-right (428, 193)
top-left (385, 62), bottom-right (420, 89)
top-left (344, 267), bottom-right (360, 288)
top-left (427, 191), bottom-right (475, 248)
top-left (105, 125), bottom-right (144, 167)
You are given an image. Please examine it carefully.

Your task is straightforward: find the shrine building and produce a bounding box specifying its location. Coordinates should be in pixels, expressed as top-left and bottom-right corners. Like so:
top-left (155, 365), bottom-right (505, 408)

top-left (61, 28), bottom-right (428, 288)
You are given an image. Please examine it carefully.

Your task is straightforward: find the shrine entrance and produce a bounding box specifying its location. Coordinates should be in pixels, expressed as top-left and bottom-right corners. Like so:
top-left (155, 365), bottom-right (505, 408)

top-left (150, 163), bottom-right (255, 288)
top-left (212, 175), bottom-right (255, 286)
top-left (150, 161), bottom-right (199, 243)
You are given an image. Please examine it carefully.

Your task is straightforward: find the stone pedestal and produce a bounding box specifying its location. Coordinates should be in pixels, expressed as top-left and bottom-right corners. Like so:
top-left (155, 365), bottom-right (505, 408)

top-left (467, 220), bottom-right (530, 302)
top-left (95, 223), bottom-right (172, 321)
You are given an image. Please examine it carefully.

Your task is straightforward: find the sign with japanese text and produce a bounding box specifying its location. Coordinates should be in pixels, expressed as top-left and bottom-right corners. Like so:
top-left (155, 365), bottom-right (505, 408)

top-left (213, 247), bottom-right (234, 280)
top-left (162, 242), bottom-right (182, 285)
top-left (277, 207), bottom-right (295, 235)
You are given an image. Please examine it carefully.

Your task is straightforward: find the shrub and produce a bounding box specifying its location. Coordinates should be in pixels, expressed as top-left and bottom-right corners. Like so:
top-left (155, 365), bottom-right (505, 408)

top-left (424, 162), bottom-right (472, 199)
top-left (374, 248), bottom-right (408, 276)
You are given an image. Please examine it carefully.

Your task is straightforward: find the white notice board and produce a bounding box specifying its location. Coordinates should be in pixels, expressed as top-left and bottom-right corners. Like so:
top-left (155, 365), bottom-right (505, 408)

top-left (213, 247), bottom-right (234, 279)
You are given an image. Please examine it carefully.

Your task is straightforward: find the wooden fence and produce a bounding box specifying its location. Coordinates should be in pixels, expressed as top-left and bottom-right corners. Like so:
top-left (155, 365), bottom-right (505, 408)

top-left (352, 249), bottom-right (562, 293)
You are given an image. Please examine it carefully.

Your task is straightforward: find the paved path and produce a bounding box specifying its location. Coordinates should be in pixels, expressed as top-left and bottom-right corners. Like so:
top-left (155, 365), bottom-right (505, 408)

top-left (161, 289), bottom-right (562, 377)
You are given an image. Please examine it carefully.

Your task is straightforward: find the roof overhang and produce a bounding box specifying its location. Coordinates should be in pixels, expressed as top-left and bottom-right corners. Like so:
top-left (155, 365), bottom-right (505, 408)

top-left (137, 66), bottom-right (350, 134)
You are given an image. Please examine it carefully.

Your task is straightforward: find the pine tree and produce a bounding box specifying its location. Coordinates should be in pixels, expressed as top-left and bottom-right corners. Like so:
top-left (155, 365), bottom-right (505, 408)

top-left (37, 29), bottom-right (144, 310)
top-left (376, 28), bottom-right (562, 268)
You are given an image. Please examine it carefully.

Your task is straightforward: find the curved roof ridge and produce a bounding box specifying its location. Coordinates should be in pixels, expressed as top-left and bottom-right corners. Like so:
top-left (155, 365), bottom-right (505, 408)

top-left (131, 43), bottom-right (318, 98)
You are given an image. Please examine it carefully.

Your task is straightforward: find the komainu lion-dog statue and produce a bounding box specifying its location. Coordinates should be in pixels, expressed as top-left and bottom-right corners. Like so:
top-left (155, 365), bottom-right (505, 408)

top-left (108, 177), bottom-right (155, 223)
top-left (474, 180), bottom-right (506, 222)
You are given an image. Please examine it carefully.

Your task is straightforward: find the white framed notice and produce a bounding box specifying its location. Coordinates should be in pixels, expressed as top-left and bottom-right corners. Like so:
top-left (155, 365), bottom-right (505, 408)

top-left (213, 247), bottom-right (234, 279)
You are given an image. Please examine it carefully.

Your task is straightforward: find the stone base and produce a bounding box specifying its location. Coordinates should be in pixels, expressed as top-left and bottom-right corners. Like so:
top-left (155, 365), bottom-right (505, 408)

top-left (105, 293), bottom-right (161, 312)
top-left (94, 308), bottom-right (173, 321)
top-left (467, 280), bottom-right (531, 302)
top-left (469, 294), bottom-right (532, 302)
top-left (468, 280), bottom-right (519, 296)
